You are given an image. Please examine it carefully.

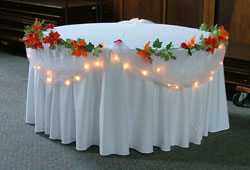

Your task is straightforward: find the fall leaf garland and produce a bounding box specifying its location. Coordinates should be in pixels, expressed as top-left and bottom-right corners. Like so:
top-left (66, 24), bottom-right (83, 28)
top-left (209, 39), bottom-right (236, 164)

top-left (136, 24), bottom-right (229, 62)
top-left (20, 18), bottom-right (103, 57)
top-left (179, 24), bottom-right (229, 56)
top-left (20, 19), bottom-right (229, 63)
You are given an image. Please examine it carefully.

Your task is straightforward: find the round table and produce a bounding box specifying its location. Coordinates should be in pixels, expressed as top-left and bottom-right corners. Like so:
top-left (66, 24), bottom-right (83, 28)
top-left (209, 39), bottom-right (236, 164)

top-left (25, 19), bottom-right (229, 155)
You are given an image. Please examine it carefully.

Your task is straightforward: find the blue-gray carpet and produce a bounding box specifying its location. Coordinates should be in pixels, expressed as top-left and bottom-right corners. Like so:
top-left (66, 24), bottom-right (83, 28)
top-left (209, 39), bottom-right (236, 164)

top-left (0, 51), bottom-right (249, 170)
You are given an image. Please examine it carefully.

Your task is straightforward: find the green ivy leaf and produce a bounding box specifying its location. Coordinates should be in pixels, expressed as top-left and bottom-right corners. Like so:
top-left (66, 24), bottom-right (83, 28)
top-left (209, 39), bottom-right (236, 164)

top-left (199, 34), bottom-right (204, 40)
top-left (210, 24), bottom-right (218, 32)
top-left (93, 47), bottom-right (102, 57)
top-left (41, 20), bottom-right (45, 25)
top-left (211, 30), bottom-right (218, 38)
top-left (166, 42), bottom-right (172, 50)
top-left (24, 25), bottom-right (31, 30)
top-left (136, 48), bottom-right (143, 51)
top-left (155, 49), bottom-right (165, 57)
top-left (64, 41), bottom-right (71, 48)
top-left (66, 38), bottom-right (72, 44)
top-left (31, 27), bottom-right (35, 32)
top-left (155, 52), bottom-right (161, 56)
top-left (37, 31), bottom-right (43, 38)
top-left (153, 38), bottom-right (162, 48)
top-left (70, 45), bottom-right (75, 51)
top-left (57, 40), bottom-right (65, 45)
top-left (148, 47), bottom-right (156, 54)
top-left (64, 39), bottom-right (73, 48)
top-left (86, 42), bottom-right (94, 52)
top-left (171, 55), bottom-right (176, 60)
top-left (168, 52), bottom-right (173, 56)
top-left (195, 44), bottom-right (202, 51)
top-left (200, 23), bottom-right (208, 31)
top-left (24, 29), bottom-right (32, 35)
top-left (77, 38), bottom-right (83, 44)
top-left (164, 55), bottom-right (170, 62)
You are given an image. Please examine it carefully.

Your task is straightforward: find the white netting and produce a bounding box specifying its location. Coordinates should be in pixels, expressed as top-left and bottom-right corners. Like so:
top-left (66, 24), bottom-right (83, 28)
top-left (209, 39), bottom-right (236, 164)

top-left (26, 42), bottom-right (225, 88)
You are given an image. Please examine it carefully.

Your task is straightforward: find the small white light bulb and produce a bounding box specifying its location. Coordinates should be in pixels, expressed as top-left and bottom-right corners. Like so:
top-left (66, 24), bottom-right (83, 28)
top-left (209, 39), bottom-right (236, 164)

top-left (74, 75), bottom-right (81, 81)
top-left (123, 63), bottom-right (129, 70)
top-left (113, 55), bottom-right (120, 62)
top-left (65, 80), bottom-right (71, 86)
top-left (141, 70), bottom-right (148, 76)
top-left (46, 70), bottom-right (53, 76)
top-left (46, 77), bottom-right (53, 84)
top-left (95, 61), bottom-right (100, 66)
top-left (193, 81), bottom-right (199, 88)
top-left (83, 64), bottom-right (90, 70)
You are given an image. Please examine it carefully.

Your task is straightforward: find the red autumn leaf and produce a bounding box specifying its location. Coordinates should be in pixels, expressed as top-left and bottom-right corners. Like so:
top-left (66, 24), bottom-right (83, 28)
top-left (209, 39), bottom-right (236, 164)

top-left (181, 42), bottom-right (187, 49)
top-left (205, 36), bottom-right (219, 48)
top-left (206, 48), bottom-right (215, 55)
top-left (98, 44), bottom-right (103, 48)
top-left (32, 32), bottom-right (44, 49)
top-left (42, 30), bottom-right (63, 48)
top-left (114, 39), bottom-right (123, 44)
top-left (20, 32), bottom-right (43, 49)
top-left (204, 35), bottom-right (219, 55)
top-left (45, 23), bottom-right (55, 29)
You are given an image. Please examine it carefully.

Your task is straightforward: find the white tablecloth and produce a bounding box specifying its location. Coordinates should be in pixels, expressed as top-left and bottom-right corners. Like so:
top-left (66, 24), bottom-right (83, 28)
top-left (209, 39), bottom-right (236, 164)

top-left (26, 19), bottom-right (230, 155)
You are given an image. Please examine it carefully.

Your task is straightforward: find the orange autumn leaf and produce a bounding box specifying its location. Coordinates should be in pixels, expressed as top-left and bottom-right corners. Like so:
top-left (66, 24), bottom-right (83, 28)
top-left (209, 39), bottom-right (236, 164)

top-left (137, 41), bottom-right (152, 62)
top-left (32, 18), bottom-right (42, 31)
top-left (71, 39), bottom-right (88, 57)
top-left (34, 18), bottom-right (38, 25)
top-left (219, 26), bottom-right (229, 37)
top-left (218, 26), bottom-right (229, 44)
top-left (144, 41), bottom-right (150, 51)
top-left (186, 36), bottom-right (196, 48)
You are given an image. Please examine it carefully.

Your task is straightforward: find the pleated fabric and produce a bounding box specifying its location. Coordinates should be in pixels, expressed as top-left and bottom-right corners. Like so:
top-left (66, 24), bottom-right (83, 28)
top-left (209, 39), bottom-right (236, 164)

top-left (26, 64), bottom-right (229, 155)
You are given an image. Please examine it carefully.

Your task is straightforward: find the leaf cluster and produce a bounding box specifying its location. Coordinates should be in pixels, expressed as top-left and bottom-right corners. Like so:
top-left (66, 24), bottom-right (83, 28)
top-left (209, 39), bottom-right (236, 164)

top-left (60, 38), bottom-right (102, 57)
top-left (23, 20), bottom-right (45, 39)
top-left (150, 39), bottom-right (176, 62)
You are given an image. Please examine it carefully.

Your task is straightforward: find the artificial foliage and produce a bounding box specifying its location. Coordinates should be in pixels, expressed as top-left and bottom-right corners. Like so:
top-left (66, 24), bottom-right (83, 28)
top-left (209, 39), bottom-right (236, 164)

top-left (20, 18), bottom-right (229, 63)
top-left (20, 18), bottom-right (103, 57)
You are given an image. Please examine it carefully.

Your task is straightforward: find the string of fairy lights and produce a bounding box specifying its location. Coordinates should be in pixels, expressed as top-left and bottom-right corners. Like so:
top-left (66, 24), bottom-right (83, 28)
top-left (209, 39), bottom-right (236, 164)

top-left (28, 43), bottom-right (224, 89)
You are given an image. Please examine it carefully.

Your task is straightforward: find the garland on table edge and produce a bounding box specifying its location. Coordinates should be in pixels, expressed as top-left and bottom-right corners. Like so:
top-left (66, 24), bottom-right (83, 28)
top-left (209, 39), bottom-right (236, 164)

top-left (136, 23), bottom-right (229, 63)
top-left (19, 18), bottom-right (103, 57)
top-left (20, 19), bottom-right (229, 62)
top-left (136, 40), bottom-right (176, 63)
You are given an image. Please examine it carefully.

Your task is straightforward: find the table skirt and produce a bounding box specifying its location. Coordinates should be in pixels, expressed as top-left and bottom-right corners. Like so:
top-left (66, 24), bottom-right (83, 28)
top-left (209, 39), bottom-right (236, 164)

top-left (26, 62), bottom-right (229, 155)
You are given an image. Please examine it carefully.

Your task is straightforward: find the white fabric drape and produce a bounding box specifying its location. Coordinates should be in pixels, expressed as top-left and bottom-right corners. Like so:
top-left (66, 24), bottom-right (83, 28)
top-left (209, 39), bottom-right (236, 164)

top-left (26, 19), bottom-right (230, 155)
